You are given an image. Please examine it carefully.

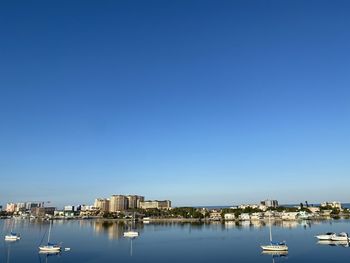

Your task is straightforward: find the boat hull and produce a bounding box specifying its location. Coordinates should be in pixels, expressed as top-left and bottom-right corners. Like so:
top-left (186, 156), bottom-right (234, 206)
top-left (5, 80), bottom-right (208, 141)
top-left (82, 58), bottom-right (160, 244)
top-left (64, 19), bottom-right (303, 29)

top-left (331, 237), bottom-right (349, 241)
top-left (261, 245), bottom-right (288, 251)
top-left (123, 231), bottom-right (139, 238)
top-left (5, 235), bottom-right (20, 241)
top-left (39, 246), bottom-right (61, 252)
top-left (316, 235), bottom-right (334, 240)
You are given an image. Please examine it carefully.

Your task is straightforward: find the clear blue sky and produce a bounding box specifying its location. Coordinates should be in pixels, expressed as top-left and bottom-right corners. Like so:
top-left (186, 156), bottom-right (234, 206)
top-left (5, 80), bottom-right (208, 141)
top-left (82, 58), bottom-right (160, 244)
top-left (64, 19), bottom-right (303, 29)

top-left (1, 0), bottom-right (349, 207)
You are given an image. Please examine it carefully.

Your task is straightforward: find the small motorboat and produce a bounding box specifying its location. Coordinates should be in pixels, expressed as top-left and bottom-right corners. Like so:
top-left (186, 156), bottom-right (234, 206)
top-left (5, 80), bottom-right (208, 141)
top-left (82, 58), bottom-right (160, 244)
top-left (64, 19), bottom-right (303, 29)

top-left (315, 232), bottom-right (335, 240)
top-left (331, 232), bottom-right (349, 241)
top-left (5, 232), bottom-right (21, 241)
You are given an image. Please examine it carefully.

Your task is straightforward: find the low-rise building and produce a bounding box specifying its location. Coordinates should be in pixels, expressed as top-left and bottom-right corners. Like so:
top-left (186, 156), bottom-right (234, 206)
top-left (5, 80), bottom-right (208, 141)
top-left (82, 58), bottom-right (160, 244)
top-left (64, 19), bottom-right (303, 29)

top-left (239, 213), bottom-right (250, 221)
top-left (281, 212), bottom-right (299, 220)
top-left (239, 204), bottom-right (259, 210)
top-left (139, 200), bottom-right (171, 210)
top-left (64, 205), bottom-right (75, 211)
top-left (209, 210), bottom-right (222, 220)
top-left (251, 212), bottom-right (263, 220)
top-left (224, 213), bottom-right (236, 221)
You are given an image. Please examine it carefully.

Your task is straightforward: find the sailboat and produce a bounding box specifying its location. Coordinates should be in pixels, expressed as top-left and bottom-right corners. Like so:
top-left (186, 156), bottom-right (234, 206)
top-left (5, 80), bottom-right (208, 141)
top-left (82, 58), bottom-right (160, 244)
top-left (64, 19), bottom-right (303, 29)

top-left (123, 212), bottom-right (139, 238)
top-left (39, 220), bottom-right (61, 252)
top-left (5, 219), bottom-right (21, 241)
top-left (261, 214), bottom-right (288, 251)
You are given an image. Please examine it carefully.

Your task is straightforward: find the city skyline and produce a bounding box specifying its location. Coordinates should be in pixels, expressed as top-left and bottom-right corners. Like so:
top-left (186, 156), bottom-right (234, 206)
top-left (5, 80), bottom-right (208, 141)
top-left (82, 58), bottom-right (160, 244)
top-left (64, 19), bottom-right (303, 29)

top-left (1, 1), bottom-right (350, 206)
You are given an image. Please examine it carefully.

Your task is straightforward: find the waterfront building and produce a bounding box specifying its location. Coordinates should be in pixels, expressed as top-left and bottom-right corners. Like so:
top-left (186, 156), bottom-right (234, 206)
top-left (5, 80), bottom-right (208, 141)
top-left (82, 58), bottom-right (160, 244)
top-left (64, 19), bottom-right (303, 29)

top-left (25, 202), bottom-right (43, 210)
top-left (281, 212), bottom-right (299, 220)
top-left (251, 212), bottom-right (263, 220)
top-left (209, 210), bottom-right (222, 220)
top-left (6, 203), bottom-right (16, 213)
top-left (80, 205), bottom-right (96, 211)
top-left (239, 213), bottom-right (250, 221)
top-left (260, 199), bottom-right (279, 208)
top-left (224, 213), bottom-right (236, 221)
top-left (31, 207), bottom-right (55, 217)
top-left (94, 198), bottom-right (110, 212)
top-left (136, 195), bottom-right (145, 208)
top-left (238, 204), bottom-right (259, 210)
top-left (64, 205), bottom-right (75, 211)
top-left (16, 202), bottom-right (27, 212)
top-left (139, 200), bottom-right (171, 210)
top-left (110, 195), bottom-right (128, 212)
top-left (127, 195), bottom-right (144, 209)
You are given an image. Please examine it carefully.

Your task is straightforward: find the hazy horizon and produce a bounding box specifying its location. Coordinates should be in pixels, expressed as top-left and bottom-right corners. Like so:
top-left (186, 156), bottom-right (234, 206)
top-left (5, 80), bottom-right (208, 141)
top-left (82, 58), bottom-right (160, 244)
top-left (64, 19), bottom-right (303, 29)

top-left (1, 1), bottom-right (349, 206)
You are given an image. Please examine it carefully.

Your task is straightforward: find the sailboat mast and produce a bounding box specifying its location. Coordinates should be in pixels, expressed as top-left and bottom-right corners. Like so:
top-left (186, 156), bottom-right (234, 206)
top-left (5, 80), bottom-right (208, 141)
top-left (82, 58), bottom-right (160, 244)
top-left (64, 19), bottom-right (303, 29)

top-left (47, 220), bottom-right (52, 244)
top-left (269, 213), bottom-right (272, 242)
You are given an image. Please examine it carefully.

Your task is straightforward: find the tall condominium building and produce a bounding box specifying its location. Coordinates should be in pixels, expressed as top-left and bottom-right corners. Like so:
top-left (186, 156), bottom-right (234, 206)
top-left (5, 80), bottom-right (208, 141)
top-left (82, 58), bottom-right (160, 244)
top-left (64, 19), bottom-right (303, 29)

top-left (94, 198), bottom-right (110, 212)
top-left (110, 195), bottom-right (128, 212)
top-left (127, 195), bottom-right (145, 209)
top-left (16, 202), bottom-right (27, 212)
top-left (139, 200), bottom-right (171, 210)
top-left (25, 202), bottom-right (43, 210)
top-left (6, 203), bottom-right (16, 213)
top-left (260, 199), bottom-right (279, 208)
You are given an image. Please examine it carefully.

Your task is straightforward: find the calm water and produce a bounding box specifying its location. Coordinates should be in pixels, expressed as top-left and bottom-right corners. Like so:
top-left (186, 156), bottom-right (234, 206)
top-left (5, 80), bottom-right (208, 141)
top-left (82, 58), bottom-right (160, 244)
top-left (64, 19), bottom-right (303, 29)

top-left (1, 219), bottom-right (350, 262)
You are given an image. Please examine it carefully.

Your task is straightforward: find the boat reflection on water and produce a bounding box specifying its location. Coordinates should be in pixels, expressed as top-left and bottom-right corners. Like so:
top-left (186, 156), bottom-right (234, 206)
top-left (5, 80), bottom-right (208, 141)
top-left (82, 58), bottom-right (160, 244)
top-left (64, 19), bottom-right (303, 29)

top-left (317, 240), bottom-right (349, 248)
top-left (38, 251), bottom-right (61, 263)
top-left (262, 250), bottom-right (288, 263)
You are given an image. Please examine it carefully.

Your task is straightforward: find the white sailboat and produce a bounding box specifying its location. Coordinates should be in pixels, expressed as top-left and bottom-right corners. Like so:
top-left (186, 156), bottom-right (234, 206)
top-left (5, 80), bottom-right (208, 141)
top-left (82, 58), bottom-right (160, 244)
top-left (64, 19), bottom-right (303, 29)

top-left (39, 220), bottom-right (61, 252)
top-left (261, 214), bottom-right (288, 251)
top-left (124, 212), bottom-right (139, 238)
top-left (5, 219), bottom-right (20, 241)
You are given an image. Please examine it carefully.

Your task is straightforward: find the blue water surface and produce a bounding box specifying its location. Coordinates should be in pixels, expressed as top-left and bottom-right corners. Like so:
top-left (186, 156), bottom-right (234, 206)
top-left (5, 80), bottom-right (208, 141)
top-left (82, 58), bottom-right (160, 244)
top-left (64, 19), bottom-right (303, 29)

top-left (1, 219), bottom-right (350, 262)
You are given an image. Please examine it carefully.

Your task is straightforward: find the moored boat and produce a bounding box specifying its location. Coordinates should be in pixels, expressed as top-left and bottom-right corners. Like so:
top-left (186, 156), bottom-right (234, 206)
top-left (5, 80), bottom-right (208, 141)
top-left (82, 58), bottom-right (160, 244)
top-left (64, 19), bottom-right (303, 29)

top-left (39, 243), bottom-right (62, 252)
top-left (315, 232), bottom-right (336, 240)
top-left (261, 241), bottom-right (289, 251)
top-left (38, 220), bottom-right (62, 253)
top-left (123, 231), bottom-right (139, 238)
top-left (261, 213), bottom-right (288, 251)
top-left (331, 232), bottom-right (349, 241)
top-left (5, 232), bottom-right (20, 241)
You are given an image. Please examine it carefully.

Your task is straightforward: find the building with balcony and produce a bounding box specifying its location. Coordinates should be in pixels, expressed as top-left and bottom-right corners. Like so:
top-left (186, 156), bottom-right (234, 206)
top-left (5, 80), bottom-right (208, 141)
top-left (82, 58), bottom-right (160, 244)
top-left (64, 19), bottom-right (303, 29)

top-left (110, 195), bottom-right (128, 212)
top-left (127, 195), bottom-right (144, 209)
top-left (260, 199), bottom-right (279, 208)
top-left (139, 200), bottom-right (171, 210)
top-left (94, 198), bottom-right (110, 212)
